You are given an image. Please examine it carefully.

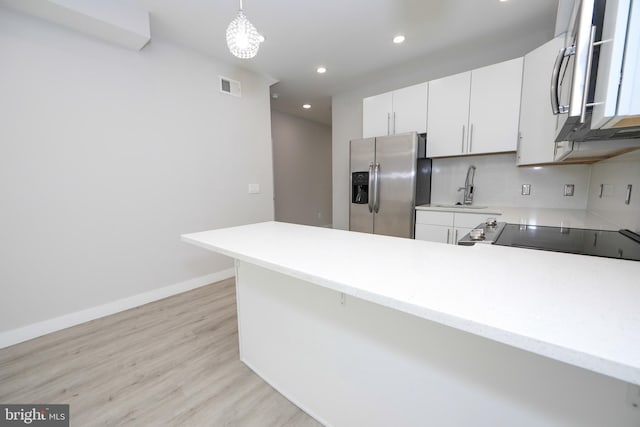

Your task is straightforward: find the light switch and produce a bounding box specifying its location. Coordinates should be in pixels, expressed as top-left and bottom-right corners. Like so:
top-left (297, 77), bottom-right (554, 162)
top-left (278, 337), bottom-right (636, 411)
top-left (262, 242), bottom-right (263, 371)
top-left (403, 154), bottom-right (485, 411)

top-left (248, 184), bottom-right (260, 194)
top-left (521, 184), bottom-right (531, 196)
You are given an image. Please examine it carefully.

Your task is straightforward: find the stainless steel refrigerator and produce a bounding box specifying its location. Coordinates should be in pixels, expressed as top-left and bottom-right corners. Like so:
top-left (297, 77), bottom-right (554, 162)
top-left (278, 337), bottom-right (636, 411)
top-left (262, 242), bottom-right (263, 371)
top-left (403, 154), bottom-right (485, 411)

top-left (349, 132), bottom-right (431, 238)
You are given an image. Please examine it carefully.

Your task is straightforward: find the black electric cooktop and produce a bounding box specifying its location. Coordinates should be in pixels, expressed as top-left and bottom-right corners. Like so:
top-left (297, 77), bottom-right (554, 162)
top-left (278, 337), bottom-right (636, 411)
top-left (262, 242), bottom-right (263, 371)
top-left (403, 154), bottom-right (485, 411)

top-left (493, 224), bottom-right (640, 261)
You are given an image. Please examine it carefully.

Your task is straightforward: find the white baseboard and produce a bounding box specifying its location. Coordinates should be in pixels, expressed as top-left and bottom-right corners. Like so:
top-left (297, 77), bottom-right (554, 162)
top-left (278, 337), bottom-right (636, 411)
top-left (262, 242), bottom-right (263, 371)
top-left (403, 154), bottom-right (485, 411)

top-left (0, 269), bottom-right (235, 349)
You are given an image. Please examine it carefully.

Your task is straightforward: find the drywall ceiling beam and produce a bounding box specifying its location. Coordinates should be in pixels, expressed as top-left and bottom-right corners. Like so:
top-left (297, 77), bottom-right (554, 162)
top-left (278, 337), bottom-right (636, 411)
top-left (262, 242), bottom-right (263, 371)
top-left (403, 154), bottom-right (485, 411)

top-left (0, 0), bottom-right (150, 50)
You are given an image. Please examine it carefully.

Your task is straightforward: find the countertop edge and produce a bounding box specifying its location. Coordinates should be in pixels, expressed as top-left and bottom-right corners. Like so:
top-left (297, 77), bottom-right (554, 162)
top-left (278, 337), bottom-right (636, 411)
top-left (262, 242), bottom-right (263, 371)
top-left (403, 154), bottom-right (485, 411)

top-left (181, 229), bottom-right (640, 386)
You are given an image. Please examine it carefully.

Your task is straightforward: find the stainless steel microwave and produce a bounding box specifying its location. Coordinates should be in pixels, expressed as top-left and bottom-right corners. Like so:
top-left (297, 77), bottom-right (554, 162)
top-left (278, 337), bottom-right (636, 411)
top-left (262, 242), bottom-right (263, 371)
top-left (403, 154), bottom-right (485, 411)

top-left (551, 0), bottom-right (640, 142)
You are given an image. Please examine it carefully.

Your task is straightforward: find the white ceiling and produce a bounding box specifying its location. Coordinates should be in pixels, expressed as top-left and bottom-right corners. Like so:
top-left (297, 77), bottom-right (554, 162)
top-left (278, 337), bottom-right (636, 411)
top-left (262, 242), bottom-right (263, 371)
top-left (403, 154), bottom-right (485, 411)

top-left (131, 0), bottom-right (559, 125)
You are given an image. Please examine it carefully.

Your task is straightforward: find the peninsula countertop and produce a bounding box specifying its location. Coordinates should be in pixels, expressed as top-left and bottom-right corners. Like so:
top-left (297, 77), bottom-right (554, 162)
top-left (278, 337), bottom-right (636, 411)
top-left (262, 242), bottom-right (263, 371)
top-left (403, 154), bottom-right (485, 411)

top-left (182, 221), bottom-right (640, 386)
top-left (416, 204), bottom-right (623, 230)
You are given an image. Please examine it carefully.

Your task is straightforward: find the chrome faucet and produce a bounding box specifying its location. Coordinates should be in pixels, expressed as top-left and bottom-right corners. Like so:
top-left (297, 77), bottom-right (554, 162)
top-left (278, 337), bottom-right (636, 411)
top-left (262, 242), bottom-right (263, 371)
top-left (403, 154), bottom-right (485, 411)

top-left (458, 165), bottom-right (476, 205)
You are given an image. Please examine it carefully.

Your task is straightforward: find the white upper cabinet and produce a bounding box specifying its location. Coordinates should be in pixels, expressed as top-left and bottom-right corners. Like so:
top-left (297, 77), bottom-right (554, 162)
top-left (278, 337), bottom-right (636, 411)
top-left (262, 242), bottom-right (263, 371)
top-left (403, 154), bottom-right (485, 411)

top-left (362, 83), bottom-right (427, 138)
top-left (426, 71), bottom-right (471, 157)
top-left (363, 91), bottom-right (393, 138)
top-left (468, 57), bottom-right (523, 154)
top-left (427, 57), bottom-right (523, 157)
top-left (392, 83), bottom-right (428, 134)
top-left (517, 35), bottom-right (565, 166)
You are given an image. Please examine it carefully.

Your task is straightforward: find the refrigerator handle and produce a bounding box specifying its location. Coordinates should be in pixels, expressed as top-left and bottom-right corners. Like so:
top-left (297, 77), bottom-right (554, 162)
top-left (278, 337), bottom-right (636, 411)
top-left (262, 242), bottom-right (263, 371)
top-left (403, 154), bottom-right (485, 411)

top-left (373, 163), bottom-right (381, 213)
top-left (367, 162), bottom-right (374, 213)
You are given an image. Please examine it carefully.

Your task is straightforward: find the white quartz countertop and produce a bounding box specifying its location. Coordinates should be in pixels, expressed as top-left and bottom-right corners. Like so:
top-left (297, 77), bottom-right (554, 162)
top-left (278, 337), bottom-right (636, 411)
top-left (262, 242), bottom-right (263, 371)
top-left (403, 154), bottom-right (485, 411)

top-left (182, 221), bottom-right (640, 386)
top-left (416, 205), bottom-right (622, 230)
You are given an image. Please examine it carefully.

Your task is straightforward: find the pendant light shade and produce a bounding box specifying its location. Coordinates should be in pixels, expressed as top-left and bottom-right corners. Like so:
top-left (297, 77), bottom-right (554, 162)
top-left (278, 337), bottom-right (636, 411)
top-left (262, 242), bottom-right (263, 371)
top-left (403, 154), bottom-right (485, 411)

top-left (226, 0), bottom-right (262, 59)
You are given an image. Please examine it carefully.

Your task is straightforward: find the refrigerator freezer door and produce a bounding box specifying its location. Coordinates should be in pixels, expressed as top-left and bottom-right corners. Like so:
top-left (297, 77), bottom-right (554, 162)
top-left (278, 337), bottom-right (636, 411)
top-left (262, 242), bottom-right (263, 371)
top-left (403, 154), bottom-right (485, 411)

top-left (373, 134), bottom-right (418, 238)
top-left (349, 138), bottom-right (375, 234)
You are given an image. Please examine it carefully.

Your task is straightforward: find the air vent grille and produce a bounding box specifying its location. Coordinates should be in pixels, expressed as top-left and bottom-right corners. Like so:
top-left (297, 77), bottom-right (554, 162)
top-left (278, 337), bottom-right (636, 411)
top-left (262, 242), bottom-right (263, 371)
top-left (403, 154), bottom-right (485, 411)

top-left (219, 76), bottom-right (241, 97)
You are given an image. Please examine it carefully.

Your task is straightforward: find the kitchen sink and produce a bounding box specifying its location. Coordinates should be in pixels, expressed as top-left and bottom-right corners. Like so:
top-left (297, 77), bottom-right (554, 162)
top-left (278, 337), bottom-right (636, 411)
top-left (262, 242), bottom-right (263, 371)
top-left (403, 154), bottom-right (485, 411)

top-left (433, 204), bottom-right (489, 209)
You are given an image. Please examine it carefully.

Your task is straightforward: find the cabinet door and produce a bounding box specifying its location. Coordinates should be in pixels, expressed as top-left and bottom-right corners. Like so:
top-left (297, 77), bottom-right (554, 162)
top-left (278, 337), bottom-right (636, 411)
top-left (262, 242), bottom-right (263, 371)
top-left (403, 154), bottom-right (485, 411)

top-left (468, 57), bottom-right (523, 154)
top-left (517, 36), bottom-right (565, 165)
top-left (415, 210), bottom-right (454, 227)
top-left (393, 83), bottom-right (427, 134)
top-left (363, 92), bottom-right (393, 138)
top-left (415, 224), bottom-right (451, 244)
top-left (426, 71), bottom-right (471, 157)
top-left (453, 227), bottom-right (473, 244)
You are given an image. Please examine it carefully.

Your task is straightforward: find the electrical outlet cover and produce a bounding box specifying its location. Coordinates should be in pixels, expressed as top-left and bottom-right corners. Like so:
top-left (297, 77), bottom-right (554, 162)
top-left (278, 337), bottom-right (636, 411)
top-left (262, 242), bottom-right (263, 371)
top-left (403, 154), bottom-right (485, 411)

top-left (564, 184), bottom-right (575, 196)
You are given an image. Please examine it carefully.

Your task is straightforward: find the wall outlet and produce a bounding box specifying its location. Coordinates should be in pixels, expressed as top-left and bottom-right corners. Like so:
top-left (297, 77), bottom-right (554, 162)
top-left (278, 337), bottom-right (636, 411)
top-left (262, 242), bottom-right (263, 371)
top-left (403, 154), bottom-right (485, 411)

top-left (521, 184), bottom-right (531, 196)
top-left (564, 184), bottom-right (574, 196)
top-left (248, 184), bottom-right (260, 194)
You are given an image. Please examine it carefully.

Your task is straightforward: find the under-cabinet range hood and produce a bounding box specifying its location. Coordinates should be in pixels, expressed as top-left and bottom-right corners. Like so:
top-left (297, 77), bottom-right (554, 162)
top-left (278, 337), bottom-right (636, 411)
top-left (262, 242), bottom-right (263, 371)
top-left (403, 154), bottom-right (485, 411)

top-left (554, 138), bottom-right (640, 163)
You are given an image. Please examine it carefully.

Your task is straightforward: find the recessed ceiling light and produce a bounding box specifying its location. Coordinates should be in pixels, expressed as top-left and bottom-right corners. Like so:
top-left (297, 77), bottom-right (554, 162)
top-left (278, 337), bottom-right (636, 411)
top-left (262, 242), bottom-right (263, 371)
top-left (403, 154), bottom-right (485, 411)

top-left (303, 104), bottom-right (311, 109)
top-left (393, 35), bottom-right (405, 44)
top-left (316, 66), bottom-right (327, 74)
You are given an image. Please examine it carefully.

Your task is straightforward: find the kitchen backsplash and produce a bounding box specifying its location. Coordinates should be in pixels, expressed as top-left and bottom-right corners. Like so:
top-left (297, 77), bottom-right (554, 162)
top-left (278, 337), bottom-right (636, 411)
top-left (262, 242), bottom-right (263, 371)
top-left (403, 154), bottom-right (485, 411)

top-left (587, 150), bottom-right (640, 232)
top-left (431, 150), bottom-right (640, 231)
top-left (431, 153), bottom-right (592, 209)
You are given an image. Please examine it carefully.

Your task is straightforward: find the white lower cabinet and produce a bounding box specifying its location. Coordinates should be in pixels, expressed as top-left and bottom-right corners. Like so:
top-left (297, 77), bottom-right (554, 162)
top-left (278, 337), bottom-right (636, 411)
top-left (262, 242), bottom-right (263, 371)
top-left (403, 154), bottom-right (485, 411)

top-left (415, 210), bottom-right (492, 244)
top-left (415, 224), bottom-right (451, 244)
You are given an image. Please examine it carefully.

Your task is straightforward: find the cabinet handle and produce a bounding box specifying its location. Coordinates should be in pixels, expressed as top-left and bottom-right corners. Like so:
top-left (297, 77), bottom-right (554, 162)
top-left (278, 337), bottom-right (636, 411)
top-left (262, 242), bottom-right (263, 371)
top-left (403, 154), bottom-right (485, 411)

top-left (446, 229), bottom-right (450, 244)
top-left (550, 47), bottom-right (567, 115)
top-left (393, 112), bottom-right (396, 134)
top-left (461, 125), bottom-right (466, 153)
top-left (387, 113), bottom-right (391, 135)
top-left (469, 124), bottom-right (473, 153)
top-left (454, 229), bottom-right (458, 244)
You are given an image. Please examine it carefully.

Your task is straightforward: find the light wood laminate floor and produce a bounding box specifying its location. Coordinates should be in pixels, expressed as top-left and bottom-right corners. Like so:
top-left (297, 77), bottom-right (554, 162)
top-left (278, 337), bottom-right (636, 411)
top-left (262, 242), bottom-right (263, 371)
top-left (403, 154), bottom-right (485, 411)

top-left (0, 278), bottom-right (322, 427)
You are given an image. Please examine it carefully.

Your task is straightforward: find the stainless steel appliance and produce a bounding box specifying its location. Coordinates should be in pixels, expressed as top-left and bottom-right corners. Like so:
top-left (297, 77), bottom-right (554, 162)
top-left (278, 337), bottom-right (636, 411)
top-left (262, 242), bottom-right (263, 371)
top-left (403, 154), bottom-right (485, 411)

top-left (349, 132), bottom-right (431, 238)
top-left (552, 0), bottom-right (640, 143)
top-left (459, 220), bottom-right (640, 261)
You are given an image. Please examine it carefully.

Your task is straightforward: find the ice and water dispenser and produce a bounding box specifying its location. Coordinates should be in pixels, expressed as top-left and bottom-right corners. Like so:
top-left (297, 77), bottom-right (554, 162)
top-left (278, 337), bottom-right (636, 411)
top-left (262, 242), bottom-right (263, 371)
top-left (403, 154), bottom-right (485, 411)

top-left (351, 171), bottom-right (369, 204)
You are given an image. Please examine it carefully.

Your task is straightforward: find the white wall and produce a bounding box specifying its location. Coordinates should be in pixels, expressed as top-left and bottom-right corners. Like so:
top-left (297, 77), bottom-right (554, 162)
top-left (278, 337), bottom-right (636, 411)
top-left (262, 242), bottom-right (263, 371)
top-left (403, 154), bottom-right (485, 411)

top-left (432, 154), bottom-right (591, 209)
top-left (331, 29), bottom-right (554, 230)
top-left (271, 111), bottom-right (332, 227)
top-left (0, 7), bottom-right (274, 333)
top-left (587, 150), bottom-right (640, 232)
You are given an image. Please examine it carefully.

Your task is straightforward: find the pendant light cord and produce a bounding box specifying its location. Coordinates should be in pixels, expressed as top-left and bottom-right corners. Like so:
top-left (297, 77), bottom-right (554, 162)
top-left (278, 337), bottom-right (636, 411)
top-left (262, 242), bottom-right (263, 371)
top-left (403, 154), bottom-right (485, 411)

top-left (239, 0), bottom-right (243, 11)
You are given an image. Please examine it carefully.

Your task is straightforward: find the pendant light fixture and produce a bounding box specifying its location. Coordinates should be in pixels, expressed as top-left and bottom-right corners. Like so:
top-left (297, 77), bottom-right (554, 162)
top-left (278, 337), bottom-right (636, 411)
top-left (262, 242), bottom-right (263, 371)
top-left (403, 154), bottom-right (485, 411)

top-left (226, 0), bottom-right (263, 59)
